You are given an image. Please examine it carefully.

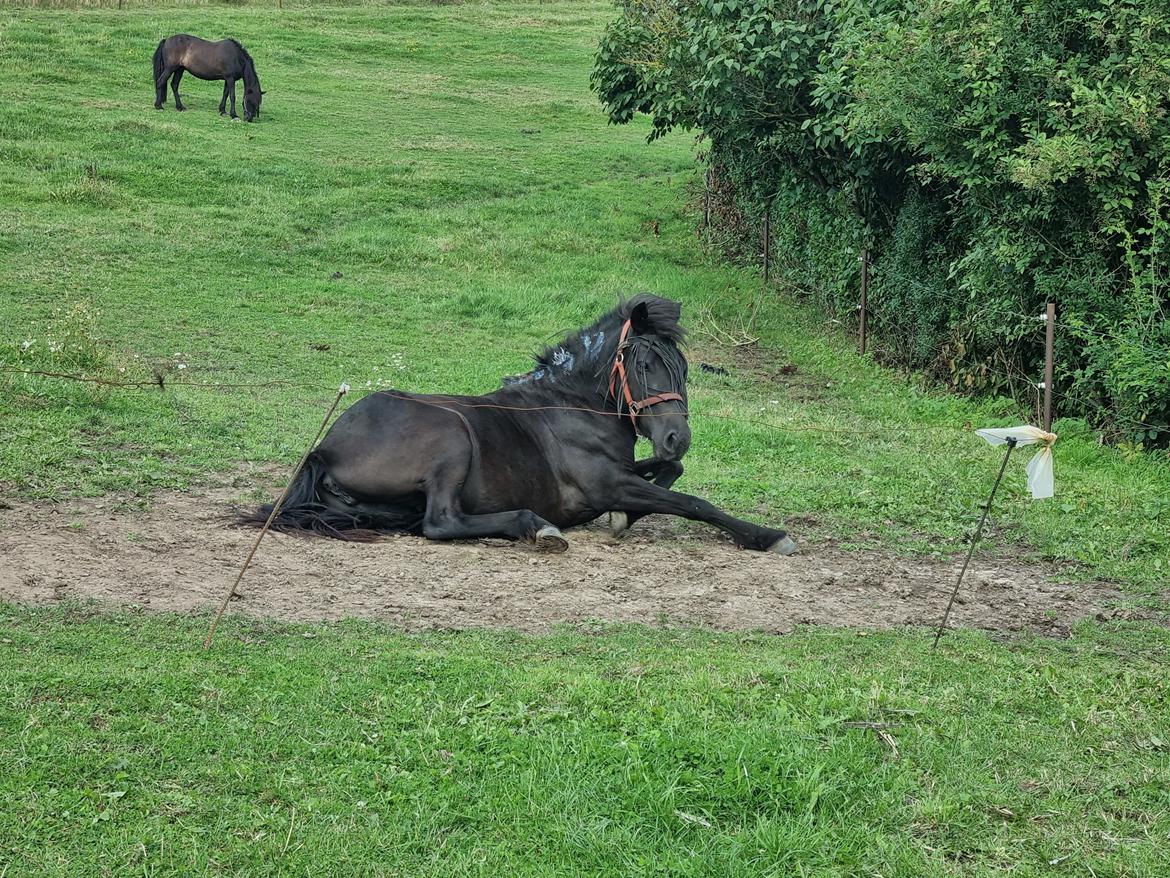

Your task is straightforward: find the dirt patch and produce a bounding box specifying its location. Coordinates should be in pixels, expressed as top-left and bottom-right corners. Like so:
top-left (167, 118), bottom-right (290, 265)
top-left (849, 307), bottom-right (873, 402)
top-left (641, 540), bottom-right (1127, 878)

top-left (0, 485), bottom-right (1147, 637)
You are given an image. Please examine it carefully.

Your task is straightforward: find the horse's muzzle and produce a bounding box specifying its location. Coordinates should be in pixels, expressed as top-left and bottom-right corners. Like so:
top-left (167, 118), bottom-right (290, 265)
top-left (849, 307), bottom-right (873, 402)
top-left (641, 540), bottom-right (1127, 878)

top-left (657, 429), bottom-right (690, 462)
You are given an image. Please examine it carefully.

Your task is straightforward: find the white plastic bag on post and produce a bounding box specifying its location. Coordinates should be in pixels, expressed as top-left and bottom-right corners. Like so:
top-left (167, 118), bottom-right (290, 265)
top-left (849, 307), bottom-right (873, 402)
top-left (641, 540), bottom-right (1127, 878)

top-left (975, 425), bottom-right (1057, 499)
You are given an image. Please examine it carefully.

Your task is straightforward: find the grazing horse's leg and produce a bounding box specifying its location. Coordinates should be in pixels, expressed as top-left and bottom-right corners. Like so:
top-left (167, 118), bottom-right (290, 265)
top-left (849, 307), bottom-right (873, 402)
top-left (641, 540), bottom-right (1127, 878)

top-left (219, 80), bottom-right (230, 115)
top-left (228, 78), bottom-right (238, 119)
top-left (155, 66), bottom-right (173, 109)
top-left (610, 477), bottom-right (796, 554)
top-left (170, 68), bottom-right (186, 111)
top-left (609, 459), bottom-right (683, 536)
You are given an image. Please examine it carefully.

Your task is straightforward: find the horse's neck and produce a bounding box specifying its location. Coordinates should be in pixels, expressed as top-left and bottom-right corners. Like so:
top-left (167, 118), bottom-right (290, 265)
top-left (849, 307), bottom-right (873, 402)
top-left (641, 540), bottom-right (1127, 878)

top-left (242, 59), bottom-right (258, 87)
top-left (491, 381), bottom-right (626, 427)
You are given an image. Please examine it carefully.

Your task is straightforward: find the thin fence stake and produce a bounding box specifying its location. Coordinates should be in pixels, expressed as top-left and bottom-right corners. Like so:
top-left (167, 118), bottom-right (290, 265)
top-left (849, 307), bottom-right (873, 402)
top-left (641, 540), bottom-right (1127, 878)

top-left (933, 437), bottom-right (1017, 648)
top-left (203, 383), bottom-right (349, 650)
top-left (858, 249), bottom-right (869, 356)
top-left (762, 210), bottom-right (771, 285)
top-left (1043, 302), bottom-right (1055, 432)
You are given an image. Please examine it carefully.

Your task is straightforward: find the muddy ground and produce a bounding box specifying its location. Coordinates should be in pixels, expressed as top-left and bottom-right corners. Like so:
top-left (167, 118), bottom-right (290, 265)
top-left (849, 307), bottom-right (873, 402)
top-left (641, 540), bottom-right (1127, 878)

top-left (0, 480), bottom-right (1149, 638)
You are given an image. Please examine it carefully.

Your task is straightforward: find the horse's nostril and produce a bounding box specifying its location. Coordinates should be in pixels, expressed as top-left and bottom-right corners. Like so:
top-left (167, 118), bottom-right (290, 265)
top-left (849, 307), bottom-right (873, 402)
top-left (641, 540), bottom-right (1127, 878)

top-left (663, 430), bottom-right (679, 451)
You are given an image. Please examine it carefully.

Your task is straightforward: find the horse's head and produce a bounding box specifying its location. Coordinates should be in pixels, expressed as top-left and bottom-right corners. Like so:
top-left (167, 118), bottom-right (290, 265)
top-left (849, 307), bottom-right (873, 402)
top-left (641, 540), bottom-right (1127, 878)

top-left (244, 84), bottom-right (264, 122)
top-left (613, 298), bottom-right (690, 461)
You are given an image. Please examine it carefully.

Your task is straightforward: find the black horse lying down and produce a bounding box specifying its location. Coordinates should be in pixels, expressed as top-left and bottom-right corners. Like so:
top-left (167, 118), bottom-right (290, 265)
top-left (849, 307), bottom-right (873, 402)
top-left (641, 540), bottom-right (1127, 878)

top-left (248, 295), bottom-right (796, 555)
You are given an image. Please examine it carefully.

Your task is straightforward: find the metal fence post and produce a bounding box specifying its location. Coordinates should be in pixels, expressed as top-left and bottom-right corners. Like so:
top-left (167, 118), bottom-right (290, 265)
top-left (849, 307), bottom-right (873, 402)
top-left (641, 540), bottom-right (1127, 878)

top-left (1043, 302), bottom-right (1055, 431)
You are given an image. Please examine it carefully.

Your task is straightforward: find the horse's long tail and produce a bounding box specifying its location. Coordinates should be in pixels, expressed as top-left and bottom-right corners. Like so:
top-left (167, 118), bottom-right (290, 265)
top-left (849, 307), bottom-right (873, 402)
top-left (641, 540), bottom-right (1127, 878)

top-left (152, 38), bottom-right (165, 85)
top-left (238, 451), bottom-right (423, 541)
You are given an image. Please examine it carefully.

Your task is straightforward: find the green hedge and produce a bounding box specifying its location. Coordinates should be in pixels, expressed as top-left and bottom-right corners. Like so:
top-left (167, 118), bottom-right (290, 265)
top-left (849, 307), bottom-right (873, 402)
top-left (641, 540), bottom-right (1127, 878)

top-left (593, 0), bottom-right (1170, 443)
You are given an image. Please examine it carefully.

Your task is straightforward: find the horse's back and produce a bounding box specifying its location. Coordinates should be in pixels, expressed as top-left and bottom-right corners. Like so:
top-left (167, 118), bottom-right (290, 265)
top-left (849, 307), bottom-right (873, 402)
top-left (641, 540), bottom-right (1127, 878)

top-left (165, 34), bottom-right (220, 48)
top-left (317, 391), bottom-right (480, 502)
top-left (162, 34), bottom-right (242, 77)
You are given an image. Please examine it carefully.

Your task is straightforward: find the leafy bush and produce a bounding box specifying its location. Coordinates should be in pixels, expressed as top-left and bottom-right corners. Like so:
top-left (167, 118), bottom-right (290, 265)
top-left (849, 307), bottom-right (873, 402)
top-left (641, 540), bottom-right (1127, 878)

top-left (593, 0), bottom-right (1170, 442)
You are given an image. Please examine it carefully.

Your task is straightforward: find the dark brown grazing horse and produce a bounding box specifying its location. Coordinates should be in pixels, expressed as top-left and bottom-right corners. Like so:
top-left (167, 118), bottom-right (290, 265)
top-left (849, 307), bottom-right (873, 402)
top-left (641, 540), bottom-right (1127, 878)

top-left (244, 295), bottom-right (798, 556)
top-left (153, 35), bottom-right (264, 121)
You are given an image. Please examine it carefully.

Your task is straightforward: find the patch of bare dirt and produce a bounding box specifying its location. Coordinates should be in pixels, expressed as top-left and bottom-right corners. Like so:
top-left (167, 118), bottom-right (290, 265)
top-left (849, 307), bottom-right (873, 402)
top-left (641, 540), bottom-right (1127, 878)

top-left (0, 485), bottom-right (1146, 637)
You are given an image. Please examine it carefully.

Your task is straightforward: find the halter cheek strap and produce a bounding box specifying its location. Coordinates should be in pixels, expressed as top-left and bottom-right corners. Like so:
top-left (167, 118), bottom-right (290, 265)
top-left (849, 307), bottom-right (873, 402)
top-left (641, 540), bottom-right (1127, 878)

top-left (608, 318), bottom-right (685, 427)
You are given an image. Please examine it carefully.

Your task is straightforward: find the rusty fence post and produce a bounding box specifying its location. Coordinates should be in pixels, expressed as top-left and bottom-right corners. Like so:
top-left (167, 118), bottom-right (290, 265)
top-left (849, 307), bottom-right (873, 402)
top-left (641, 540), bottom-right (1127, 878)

top-left (858, 249), bottom-right (870, 355)
top-left (762, 210), bottom-right (771, 285)
top-left (703, 167), bottom-right (712, 230)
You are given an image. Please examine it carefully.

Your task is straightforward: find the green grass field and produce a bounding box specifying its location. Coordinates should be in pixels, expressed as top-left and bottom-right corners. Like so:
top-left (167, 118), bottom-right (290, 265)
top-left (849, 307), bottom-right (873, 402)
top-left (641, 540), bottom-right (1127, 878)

top-left (1, 2), bottom-right (1169, 874)
top-left (1, 605), bottom-right (1168, 877)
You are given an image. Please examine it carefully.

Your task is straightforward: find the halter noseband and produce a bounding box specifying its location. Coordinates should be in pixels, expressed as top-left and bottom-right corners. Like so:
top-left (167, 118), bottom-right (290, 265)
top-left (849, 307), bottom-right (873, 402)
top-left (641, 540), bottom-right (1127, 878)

top-left (607, 318), bottom-right (685, 427)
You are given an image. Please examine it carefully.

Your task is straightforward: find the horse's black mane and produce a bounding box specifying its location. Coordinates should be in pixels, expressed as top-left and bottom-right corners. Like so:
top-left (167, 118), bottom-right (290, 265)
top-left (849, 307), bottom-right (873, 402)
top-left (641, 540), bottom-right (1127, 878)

top-left (227, 38), bottom-right (253, 64)
top-left (541, 294), bottom-right (683, 362)
top-left (507, 294), bottom-right (686, 390)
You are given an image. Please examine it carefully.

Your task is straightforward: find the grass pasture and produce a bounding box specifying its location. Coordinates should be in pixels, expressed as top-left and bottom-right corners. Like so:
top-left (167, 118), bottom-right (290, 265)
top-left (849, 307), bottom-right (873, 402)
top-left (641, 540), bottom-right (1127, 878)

top-left (3, 607), bottom-right (1170, 877)
top-left (1, 1), bottom-right (1169, 875)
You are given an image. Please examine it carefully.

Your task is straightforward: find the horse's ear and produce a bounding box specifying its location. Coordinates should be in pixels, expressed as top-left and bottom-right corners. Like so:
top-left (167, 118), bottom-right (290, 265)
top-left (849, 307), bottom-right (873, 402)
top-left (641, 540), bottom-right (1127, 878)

top-left (629, 301), bottom-right (652, 335)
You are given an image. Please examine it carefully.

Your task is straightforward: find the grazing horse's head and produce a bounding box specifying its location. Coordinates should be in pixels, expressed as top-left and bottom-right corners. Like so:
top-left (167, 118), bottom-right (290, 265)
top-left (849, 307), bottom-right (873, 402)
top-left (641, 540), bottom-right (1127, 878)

top-left (244, 83), bottom-right (263, 121)
top-left (611, 297), bottom-right (690, 461)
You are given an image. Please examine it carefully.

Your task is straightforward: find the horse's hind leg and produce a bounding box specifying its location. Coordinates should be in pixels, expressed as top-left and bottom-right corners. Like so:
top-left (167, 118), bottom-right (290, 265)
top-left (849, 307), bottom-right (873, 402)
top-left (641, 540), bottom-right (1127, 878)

top-left (609, 458), bottom-right (683, 536)
top-left (421, 465), bottom-right (567, 551)
top-left (170, 68), bottom-right (186, 110)
top-left (155, 66), bottom-right (173, 109)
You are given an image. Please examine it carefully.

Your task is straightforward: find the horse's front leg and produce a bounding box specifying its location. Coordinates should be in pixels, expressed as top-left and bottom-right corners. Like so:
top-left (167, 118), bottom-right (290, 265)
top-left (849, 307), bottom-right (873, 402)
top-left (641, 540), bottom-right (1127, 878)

top-left (219, 80), bottom-right (230, 115)
top-left (170, 68), bottom-right (186, 110)
top-left (608, 458), bottom-right (683, 536)
top-left (609, 477), bottom-right (797, 554)
top-left (228, 78), bottom-right (238, 119)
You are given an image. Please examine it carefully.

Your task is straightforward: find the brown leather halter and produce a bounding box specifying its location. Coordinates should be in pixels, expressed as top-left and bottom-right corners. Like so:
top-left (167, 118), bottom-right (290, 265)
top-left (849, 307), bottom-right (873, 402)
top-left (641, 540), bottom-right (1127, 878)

top-left (607, 318), bottom-right (685, 427)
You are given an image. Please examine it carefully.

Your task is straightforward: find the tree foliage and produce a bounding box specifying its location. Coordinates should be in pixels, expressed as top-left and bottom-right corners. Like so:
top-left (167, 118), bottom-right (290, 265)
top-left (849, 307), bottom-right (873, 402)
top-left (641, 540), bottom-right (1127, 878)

top-left (594, 0), bottom-right (1170, 442)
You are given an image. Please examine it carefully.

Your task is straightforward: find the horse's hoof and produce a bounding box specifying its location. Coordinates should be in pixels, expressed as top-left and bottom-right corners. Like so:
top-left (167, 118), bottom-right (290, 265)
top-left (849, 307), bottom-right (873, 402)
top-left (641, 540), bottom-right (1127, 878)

top-left (533, 525), bottom-right (569, 553)
top-left (768, 535), bottom-right (798, 556)
top-left (608, 512), bottom-right (628, 537)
